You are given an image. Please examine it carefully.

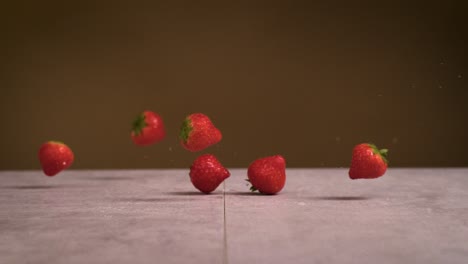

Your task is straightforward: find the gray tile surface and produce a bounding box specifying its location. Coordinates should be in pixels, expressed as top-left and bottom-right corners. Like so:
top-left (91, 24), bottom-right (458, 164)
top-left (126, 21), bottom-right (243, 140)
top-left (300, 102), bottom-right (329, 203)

top-left (1, 169), bottom-right (468, 264)
top-left (0, 170), bottom-right (224, 264)
top-left (226, 168), bottom-right (468, 264)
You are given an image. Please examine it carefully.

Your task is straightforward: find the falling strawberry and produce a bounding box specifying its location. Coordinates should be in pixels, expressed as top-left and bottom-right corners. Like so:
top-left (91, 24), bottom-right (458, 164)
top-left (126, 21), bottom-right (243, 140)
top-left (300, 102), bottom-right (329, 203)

top-left (189, 154), bottom-right (230, 194)
top-left (349, 143), bottom-right (388, 179)
top-left (38, 141), bottom-right (74, 176)
top-left (247, 155), bottom-right (286, 195)
top-left (131, 110), bottom-right (166, 146)
top-left (180, 113), bottom-right (222, 152)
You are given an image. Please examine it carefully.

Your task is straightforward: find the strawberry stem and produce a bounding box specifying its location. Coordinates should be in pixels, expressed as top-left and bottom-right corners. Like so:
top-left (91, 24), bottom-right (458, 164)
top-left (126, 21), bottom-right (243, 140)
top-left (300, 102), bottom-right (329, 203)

top-left (132, 114), bottom-right (147, 136)
top-left (245, 179), bottom-right (258, 192)
top-left (368, 143), bottom-right (389, 164)
top-left (179, 118), bottom-right (192, 142)
top-left (49, 140), bottom-right (65, 145)
top-left (380, 149), bottom-right (389, 164)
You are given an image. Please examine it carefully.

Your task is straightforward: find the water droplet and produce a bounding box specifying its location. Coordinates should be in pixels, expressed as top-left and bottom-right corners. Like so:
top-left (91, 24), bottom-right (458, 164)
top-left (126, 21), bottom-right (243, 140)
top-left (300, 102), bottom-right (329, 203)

top-left (168, 147), bottom-right (172, 152)
top-left (377, 94), bottom-right (383, 97)
top-left (335, 136), bottom-right (341, 143)
top-left (438, 85), bottom-right (443, 89)
top-left (458, 74), bottom-right (463, 78)
top-left (62, 162), bottom-right (66, 165)
top-left (392, 137), bottom-right (398, 144)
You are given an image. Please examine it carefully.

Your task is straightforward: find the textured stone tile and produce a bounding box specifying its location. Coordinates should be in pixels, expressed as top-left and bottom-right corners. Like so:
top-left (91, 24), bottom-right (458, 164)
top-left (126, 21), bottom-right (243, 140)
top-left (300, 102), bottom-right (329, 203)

top-left (224, 168), bottom-right (468, 264)
top-left (0, 170), bottom-right (224, 264)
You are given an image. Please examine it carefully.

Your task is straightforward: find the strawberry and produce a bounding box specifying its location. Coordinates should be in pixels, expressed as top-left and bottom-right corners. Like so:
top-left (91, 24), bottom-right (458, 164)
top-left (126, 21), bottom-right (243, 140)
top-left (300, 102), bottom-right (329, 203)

top-left (131, 110), bottom-right (166, 146)
top-left (38, 141), bottom-right (74, 176)
top-left (349, 143), bottom-right (388, 179)
top-left (180, 113), bottom-right (222, 152)
top-left (247, 155), bottom-right (286, 195)
top-left (189, 154), bottom-right (230, 194)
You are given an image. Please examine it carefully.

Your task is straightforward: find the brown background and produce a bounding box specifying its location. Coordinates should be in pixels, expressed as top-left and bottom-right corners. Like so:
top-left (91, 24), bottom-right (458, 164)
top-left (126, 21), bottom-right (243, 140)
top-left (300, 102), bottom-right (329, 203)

top-left (1, 1), bottom-right (467, 169)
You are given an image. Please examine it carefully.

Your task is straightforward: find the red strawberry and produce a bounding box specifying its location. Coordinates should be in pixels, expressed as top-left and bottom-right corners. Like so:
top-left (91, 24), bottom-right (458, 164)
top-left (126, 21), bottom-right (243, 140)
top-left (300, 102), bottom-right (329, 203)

top-left (38, 141), bottom-right (74, 176)
top-left (180, 113), bottom-right (222, 152)
top-left (247, 155), bottom-right (286, 195)
top-left (131, 110), bottom-right (166, 146)
top-left (189, 154), bottom-right (230, 194)
top-left (349, 143), bottom-right (388, 179)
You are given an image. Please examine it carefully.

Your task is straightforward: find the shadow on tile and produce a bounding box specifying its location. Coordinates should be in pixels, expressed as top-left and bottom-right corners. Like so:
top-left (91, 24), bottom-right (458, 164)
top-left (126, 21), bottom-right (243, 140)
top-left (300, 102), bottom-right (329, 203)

top-left (165, 191), bottom-right (213, 196)
top-left (1, 185), bottom-right (70, 190)
top-left (116, 197), bottom-right (197, 202)
top-left (312, 196), bottom-right (371, 201)
top-left (80, 176), bottom-right (134, 181)
top-left (227, 191), bottom-right (263, 196)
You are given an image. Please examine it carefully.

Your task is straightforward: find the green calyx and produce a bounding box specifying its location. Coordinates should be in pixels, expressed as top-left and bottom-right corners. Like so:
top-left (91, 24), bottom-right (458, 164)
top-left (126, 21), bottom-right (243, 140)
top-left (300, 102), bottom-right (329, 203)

top-left (49, 140), bottom-right (65, 145)
top-left (368, 143), bottom-right (389, 164)
top-left (179, 118), bottom-right (192, 142)
top-left (132, 114), bottom-right (147, 136)
top-left (245, 179), bottom-right (258, 192)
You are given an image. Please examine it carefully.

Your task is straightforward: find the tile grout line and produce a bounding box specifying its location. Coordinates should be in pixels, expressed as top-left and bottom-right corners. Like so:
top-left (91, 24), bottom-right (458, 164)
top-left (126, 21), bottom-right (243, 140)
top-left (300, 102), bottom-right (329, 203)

top-left (223, 180), bottom-right (228, 264)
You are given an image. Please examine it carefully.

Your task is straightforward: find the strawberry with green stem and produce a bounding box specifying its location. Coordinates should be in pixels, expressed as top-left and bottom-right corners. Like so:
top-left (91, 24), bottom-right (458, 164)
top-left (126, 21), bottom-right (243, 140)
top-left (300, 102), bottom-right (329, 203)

top-left (131, 110), bottom-right (166, 146)
top-left (247, 155), bottom-right (286, 195)
top-left (180, 113), bottom-right (222, 152)
top-left (349, 143), bottom-right (388, 179)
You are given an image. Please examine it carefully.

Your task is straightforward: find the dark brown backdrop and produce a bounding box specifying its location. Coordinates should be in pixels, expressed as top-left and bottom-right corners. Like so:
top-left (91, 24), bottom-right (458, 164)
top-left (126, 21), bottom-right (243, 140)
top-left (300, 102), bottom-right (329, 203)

top-left (1, 1), bottom-right (467, 169)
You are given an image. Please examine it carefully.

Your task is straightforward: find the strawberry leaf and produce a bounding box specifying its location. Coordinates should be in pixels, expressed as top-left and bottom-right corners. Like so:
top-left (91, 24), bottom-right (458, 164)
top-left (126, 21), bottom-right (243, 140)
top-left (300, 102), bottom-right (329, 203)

top-left (179, 118), bottom-right (192, 142)
top-left (245, 178), bottom-right (258, 192)
top-left (49, 140), bottom-right (65, 145)
top-left (368, 143), bottom-right (389, 164)
top-left (132, 114), bottom-right (147, 136)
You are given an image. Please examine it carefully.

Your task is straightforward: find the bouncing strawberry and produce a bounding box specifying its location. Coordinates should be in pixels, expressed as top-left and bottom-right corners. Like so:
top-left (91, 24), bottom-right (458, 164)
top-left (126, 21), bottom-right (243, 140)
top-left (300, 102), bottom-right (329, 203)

top-left (38, 141), bottom-right (74, 176)
top-left (180, 113), bottom-right (222, 152)
top-left (131, 110), bottom-right (166, 146)
top-left (189, 154), bottom-right (230, 194)
top-left (247, 155), bottom-right (286, 195)
top-left (349, 143), bottom-right (388, 179)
